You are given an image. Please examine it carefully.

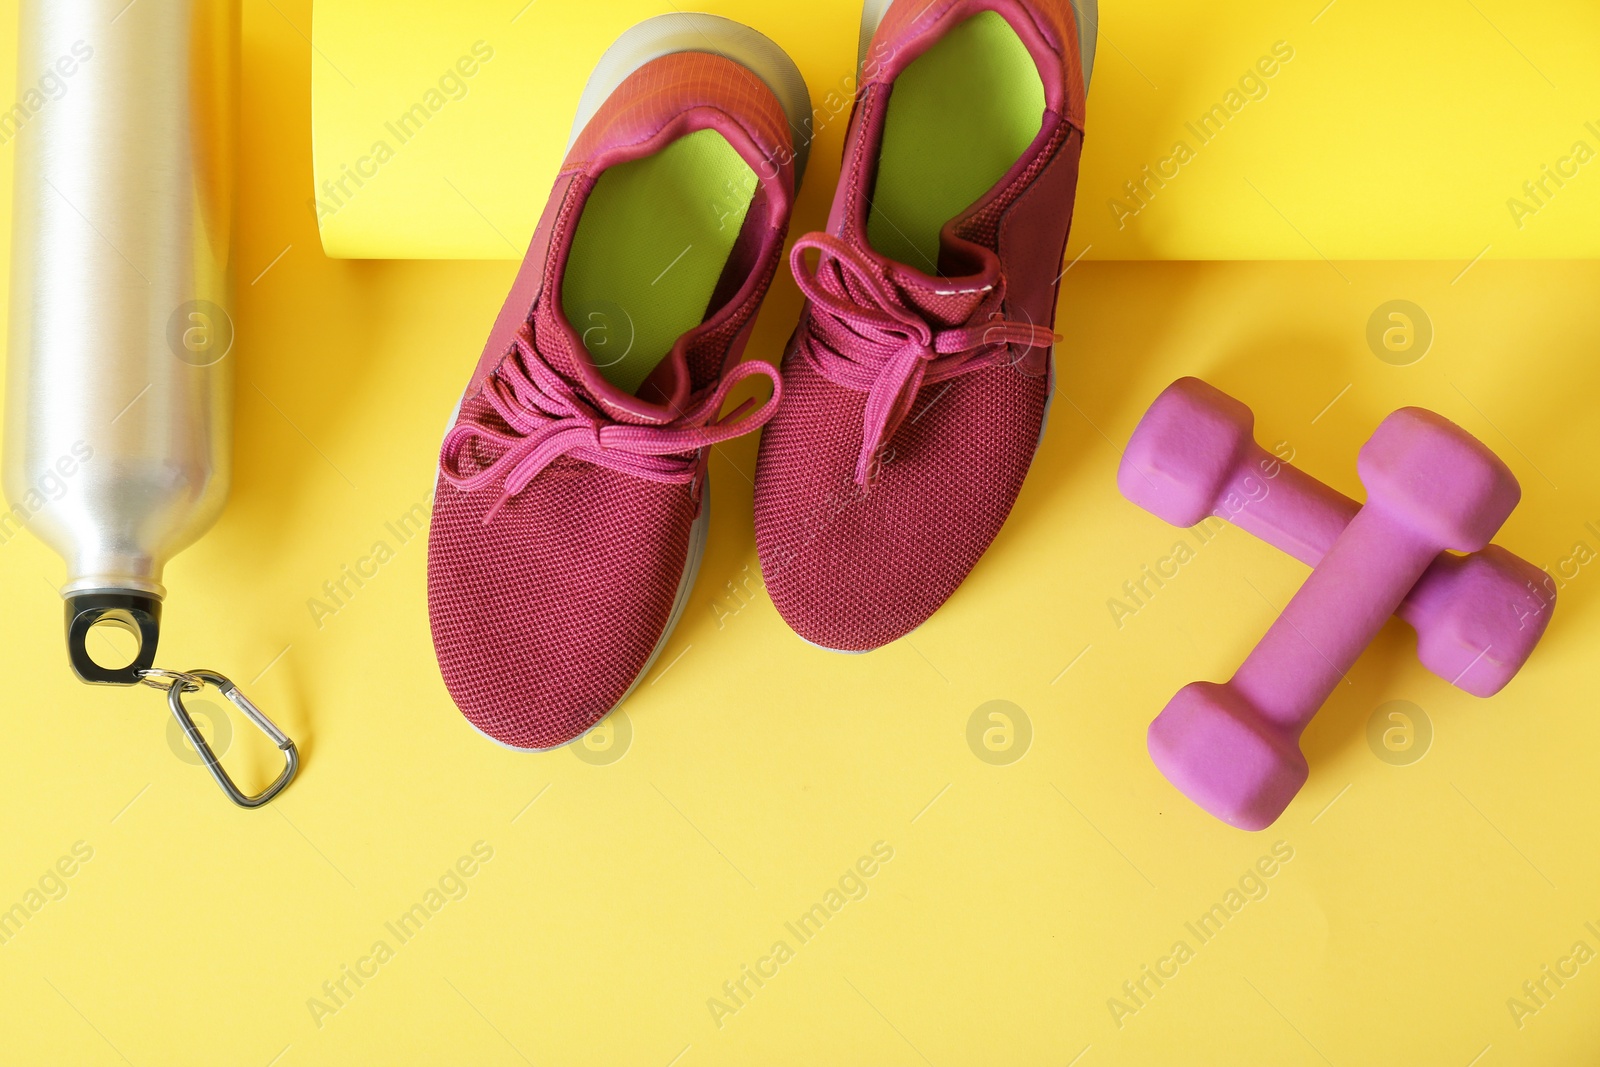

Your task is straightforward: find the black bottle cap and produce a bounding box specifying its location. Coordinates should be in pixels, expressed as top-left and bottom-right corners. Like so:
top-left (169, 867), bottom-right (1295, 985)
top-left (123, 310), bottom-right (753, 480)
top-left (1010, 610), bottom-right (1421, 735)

top-left (65, 592), bottom-right (161, 685)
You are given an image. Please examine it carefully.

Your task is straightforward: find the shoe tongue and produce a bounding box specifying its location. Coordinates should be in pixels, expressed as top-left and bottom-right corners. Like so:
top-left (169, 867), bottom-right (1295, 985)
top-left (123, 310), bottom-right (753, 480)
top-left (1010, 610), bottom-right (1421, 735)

top-left (837, 227), bottom-right (1001, 329)
top-left (529, 294), bottom-right (691, 425)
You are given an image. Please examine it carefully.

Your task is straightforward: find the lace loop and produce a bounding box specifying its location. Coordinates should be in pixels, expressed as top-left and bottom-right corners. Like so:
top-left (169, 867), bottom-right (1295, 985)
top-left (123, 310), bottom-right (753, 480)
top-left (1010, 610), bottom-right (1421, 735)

top-left (789, 233), bottom-right (1056, 485)
top-left (441, 327), bottom-right (781, 523)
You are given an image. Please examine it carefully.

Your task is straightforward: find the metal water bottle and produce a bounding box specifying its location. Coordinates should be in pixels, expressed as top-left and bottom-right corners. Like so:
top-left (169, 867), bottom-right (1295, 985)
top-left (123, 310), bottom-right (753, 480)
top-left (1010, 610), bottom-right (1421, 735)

top-left (6, 0), bottom-right (236, 681)
top-left (5, 0), bottom-right (296, 807)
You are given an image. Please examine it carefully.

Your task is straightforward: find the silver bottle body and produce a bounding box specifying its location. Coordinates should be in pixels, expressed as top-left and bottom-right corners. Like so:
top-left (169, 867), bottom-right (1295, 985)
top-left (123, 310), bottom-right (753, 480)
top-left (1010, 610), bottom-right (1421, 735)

top-left (4, 0), bottom-right (238, 600)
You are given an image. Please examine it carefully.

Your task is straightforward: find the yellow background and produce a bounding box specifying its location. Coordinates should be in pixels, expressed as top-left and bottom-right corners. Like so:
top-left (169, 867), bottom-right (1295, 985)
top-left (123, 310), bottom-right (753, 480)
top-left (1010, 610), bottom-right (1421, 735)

top-left (2, 1), bottom-right (1599, 1065)
top-left (312, 0), bottom-right (1600, 259)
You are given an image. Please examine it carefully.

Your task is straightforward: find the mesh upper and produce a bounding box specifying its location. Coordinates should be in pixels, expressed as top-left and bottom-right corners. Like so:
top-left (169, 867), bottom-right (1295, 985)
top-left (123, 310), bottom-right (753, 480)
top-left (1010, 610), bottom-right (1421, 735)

top-left (430, 443), bottom-right (695, 747)
top-left (755, 345), bottom-right (1049, 651)
top-left (428, 51), bottom-right (793, 748)
top-left (752, 0), bottom-right (1084, 651)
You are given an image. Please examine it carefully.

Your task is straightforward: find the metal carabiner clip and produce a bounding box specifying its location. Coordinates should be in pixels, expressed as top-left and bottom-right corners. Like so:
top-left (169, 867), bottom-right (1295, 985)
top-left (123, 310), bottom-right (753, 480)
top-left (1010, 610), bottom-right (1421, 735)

top-left (139, 668), bottom-right (299, 808)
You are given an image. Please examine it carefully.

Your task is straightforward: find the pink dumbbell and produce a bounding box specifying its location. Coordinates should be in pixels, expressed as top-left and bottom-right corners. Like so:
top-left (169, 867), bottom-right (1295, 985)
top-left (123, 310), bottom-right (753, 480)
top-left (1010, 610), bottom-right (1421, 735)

top-left (1144, 404), bottom-right (1521, 829)
top-left (1119, 378), bottom-right (1553, 697)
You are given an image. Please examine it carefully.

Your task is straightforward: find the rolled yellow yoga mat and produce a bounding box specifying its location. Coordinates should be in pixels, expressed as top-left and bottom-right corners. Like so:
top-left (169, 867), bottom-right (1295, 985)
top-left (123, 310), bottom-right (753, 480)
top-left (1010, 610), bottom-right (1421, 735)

top-left (311, 0), bottom-right (1600, 260)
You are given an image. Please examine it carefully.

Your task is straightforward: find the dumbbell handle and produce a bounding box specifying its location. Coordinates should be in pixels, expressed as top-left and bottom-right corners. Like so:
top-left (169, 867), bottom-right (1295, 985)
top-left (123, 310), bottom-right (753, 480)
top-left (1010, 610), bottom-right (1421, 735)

top-left (1210, 442), bottom-right (1551, 695)
top-left (1219, 451), bottom-right (1351, 568)
top-left (1230, 503), bottom-right (1438, 733)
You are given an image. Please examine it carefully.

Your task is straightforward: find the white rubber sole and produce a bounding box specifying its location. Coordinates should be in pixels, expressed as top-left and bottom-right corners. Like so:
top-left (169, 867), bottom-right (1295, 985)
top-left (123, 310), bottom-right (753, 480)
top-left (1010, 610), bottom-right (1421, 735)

top-left (570, 12), bottom-right (814, 183)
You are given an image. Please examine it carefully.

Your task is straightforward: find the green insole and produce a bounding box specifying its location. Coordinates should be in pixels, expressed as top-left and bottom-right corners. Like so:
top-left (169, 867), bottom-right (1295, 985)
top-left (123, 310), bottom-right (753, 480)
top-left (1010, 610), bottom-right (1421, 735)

top-left (867, 11), bottom-right (1045, 272)
top-left (562, 128), bottom-right (757, 395)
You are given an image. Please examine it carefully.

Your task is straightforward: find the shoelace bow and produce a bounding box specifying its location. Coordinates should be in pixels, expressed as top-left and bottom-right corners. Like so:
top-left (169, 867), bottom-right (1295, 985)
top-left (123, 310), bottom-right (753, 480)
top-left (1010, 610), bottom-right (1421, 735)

top-left (790, 232), bottom-right (1058, 485)
top-left (441, 326), bottom-right (781, 523)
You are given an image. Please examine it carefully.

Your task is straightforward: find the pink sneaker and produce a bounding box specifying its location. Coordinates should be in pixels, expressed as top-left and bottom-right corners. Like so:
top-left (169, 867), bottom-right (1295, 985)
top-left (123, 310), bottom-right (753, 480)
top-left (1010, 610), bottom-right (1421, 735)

top-left (429, 16), bottom-right (810, 749)
top-left (754, 0), bottom-right (1095, 651)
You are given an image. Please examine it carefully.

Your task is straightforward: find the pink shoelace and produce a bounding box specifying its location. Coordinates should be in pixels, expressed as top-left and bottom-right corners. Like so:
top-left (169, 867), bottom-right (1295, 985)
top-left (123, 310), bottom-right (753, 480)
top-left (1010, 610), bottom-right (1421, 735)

top-left (790, 232), bottom-right (1058, 485)
top-left (441, 326), bottom-right (781, 522)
